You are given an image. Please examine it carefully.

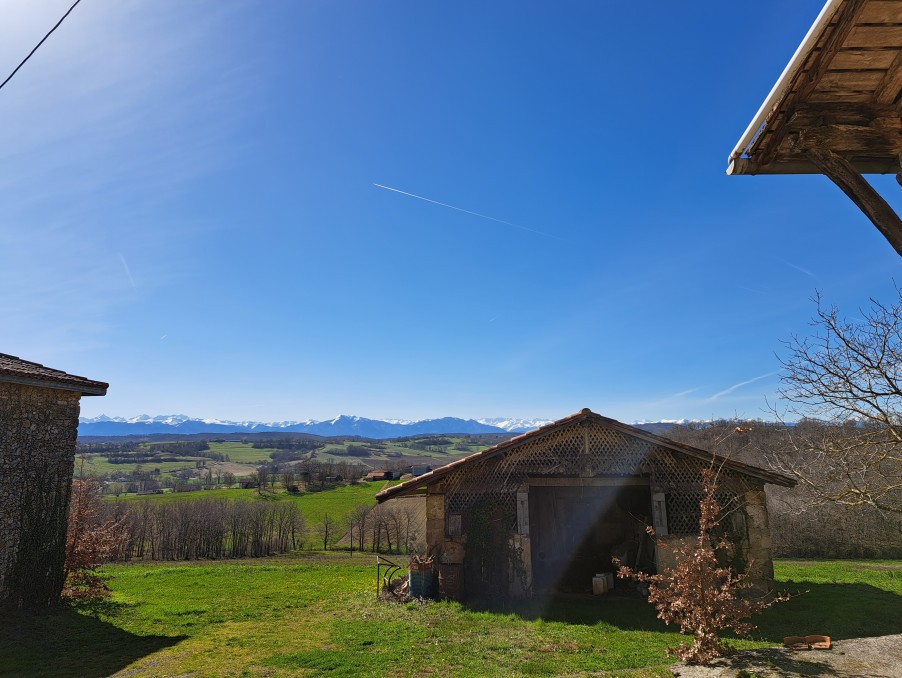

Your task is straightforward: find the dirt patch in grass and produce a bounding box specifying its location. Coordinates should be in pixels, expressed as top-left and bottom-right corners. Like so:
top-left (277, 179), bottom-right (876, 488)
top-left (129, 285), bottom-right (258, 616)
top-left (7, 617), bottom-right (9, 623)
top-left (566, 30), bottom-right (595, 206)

top-left (671, 633), bottom-right (902, 678)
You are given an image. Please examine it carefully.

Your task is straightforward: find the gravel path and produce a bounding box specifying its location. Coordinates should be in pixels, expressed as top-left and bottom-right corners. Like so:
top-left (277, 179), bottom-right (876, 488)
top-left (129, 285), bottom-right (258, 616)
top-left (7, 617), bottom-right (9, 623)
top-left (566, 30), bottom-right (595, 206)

top-left (671, 634), bottom-right (902, 678)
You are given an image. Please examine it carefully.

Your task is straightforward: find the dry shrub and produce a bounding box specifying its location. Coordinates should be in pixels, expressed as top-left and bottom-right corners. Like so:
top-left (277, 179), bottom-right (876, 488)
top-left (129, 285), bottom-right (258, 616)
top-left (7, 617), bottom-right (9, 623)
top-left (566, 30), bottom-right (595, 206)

top-left (617, 468), bottom-right (787, 664)
top-left (63, 478), bottom-right (128, 600)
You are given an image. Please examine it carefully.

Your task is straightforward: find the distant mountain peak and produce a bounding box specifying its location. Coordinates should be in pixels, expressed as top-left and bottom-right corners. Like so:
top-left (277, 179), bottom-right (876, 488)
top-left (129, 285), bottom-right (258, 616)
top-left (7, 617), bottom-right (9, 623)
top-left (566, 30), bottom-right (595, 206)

top-left (78, 413), bottom-right (697, 439)
top-left (78, 413), bottom-right (535, 438)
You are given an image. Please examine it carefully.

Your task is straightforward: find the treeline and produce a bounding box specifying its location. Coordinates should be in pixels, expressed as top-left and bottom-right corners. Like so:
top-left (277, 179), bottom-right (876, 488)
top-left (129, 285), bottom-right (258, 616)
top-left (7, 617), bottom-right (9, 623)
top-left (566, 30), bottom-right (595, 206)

top-left (253, 439), bottom-right (323, 452)
top-left (78, 441), bottom-right (141, 455)
top-left (253, 459), bottom-right (366, 490)
top-left (81, 440), bottom-right (229, 465)
top-left (668, 419), bottom-right (902, 559)
top-left (100, 493), bottom-right (423, 561)
top-left (343, 501), bottom-right (421, 554)
top-left (105, 499), bottom-right (306, 561)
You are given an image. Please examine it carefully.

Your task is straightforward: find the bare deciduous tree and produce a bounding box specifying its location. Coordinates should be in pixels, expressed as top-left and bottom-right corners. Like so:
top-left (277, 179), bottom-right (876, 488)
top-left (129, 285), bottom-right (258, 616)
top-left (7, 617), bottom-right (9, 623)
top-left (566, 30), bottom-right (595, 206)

top-left (255, 466), bottom-right (270, 495)
top-left (281, 468), bottom-right (295, 491)
top-left (316, 513), bottom-right (338, 551)
top-left (346, 504), bottom-right (371, 552)
top-left (772, 292), bottom-right (902, 515)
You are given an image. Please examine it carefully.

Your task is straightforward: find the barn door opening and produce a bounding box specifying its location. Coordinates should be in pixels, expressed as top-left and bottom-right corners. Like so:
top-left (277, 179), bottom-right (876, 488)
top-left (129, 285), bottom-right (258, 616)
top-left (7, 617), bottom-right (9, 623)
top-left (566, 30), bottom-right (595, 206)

top-left (528, 482), bottom-right (651, 594)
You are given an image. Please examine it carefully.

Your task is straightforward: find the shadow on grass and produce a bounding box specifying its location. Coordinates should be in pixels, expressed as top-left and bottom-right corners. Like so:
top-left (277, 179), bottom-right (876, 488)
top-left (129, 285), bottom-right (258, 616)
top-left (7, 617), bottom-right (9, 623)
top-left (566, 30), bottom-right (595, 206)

top-left (463, 589), bottom-right (666, 629)
top-left (755, 581), bottom-right (902, 642)
top-left (0, 603), bottom-right (185, 678)
top-left (463, 581), bottom-right (902, 642)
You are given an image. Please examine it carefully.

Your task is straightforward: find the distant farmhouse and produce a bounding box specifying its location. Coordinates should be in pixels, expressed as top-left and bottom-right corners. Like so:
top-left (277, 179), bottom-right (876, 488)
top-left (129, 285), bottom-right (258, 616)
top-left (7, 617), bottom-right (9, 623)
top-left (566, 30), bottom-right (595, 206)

top-left (378, 409), bottom-right (795, 598)
top-left (366, 469), bottom-right (401, 482)
top-left (0, 354), bottom-right (107, 610)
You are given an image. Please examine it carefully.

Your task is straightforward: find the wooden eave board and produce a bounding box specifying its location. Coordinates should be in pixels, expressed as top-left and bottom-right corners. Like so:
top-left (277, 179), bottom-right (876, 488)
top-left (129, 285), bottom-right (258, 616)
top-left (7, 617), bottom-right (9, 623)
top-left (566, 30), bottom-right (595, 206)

top-left (746, 0), bottom-right (902, 175)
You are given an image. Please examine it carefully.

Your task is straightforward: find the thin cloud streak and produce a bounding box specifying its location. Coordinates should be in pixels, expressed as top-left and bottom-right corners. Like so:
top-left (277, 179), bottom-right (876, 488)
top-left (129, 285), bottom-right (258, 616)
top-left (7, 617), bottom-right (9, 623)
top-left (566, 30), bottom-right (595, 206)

top-left (708, 371), bottom-right (779, 400)
top-left (119, 253), bottom-right (136, 289)
top-left (373, 183), bottom-right (568, 242)
top-left (784, 261), bottom-right (818, 280)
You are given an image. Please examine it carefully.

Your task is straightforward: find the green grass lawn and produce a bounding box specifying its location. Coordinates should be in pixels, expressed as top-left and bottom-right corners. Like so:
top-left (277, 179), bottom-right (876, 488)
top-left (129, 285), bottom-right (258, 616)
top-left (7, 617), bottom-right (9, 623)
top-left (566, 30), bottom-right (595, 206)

top-left (1, 558), bottom-right (898, 677)
top-left (290, 481), bottom-right (391, 524)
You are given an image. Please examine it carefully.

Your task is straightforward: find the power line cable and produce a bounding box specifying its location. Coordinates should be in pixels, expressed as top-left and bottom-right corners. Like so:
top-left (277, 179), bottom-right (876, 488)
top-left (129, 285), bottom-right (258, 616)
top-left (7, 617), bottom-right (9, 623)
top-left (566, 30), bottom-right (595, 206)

top-left (0, 0), bottom-right (85, 93)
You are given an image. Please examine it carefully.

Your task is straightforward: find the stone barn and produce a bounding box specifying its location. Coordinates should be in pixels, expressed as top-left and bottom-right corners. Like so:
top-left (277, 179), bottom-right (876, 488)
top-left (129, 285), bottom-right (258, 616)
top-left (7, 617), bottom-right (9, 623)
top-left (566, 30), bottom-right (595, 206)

top-left (377, 409), bottom-right (794, 599)
top-left (0, 354), bottom-right (108, 610)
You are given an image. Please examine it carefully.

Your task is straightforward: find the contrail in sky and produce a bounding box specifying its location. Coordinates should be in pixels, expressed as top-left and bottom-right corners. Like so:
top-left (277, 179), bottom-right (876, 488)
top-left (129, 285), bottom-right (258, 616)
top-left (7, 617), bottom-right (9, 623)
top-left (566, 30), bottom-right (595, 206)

top-left (783, 261), bottom-right (818, 280)
top-left (708, 371), bottom-right (779, 400)
top-left (119, 253), bottom-right (137, 289)
top-left (373, 183), bottom-right (567, 242)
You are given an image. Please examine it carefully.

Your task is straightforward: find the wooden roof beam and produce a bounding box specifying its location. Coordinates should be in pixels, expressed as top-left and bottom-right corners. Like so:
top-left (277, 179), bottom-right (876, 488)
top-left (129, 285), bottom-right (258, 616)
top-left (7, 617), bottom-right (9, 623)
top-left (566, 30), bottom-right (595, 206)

top-left (874, 49), bottom-right (902, 105)
top-left (794, 133), bottom-right (902, 255)
top-left (757, 0), bottom-right (869, 165)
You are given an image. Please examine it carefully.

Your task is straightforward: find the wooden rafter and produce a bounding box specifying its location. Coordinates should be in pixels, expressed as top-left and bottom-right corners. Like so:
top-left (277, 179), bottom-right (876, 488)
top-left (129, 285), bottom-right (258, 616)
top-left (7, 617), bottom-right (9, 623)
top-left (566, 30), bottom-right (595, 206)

top-left (874, 49), bottom-right (902, 105)
top-left (798, 138), bottom-right (902, 256)
top-left (757, 0), bottom-right (868, 166)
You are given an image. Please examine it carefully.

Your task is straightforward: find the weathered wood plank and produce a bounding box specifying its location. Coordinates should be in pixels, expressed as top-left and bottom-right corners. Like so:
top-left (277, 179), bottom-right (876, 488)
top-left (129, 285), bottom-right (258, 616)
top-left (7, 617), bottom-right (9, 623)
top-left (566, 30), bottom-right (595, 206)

top-left (830, 48), bottom-right (899, 70)
top-left (789, 103), bottom-right (900, 126)
top-left (872, 115), bottom-right (902, 131)
top-left (731, 156), bottom-right (901, 175)
top-left (527, 477), bottom-right (649, 487)
top-left (844, 26), bottom-right (902, 49)
top-left (875, 49), bottom-right (902, 104)
top-left (859, 0), bottom-right (902, 24)
top-left (757, 0), bottom-right (868, 164)
top-left (782, 123), bottom-right (902, 153)
top-left (816, 70), bottom-right (886, 90)
top-left (808, 91), bottom-right (875, 103)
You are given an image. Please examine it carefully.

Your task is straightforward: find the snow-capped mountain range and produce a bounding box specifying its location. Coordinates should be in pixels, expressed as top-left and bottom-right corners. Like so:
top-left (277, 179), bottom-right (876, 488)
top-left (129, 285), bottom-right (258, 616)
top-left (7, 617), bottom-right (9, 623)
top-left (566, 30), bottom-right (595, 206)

top-left (77, 414), bottom-right (557, 438)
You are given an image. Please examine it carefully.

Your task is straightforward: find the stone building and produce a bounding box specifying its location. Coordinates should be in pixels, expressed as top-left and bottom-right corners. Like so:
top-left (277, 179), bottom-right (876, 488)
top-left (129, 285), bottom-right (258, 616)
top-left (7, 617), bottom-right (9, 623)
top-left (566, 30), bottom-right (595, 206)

top-left (0, 354), bottom-right (107, 610)
top-left (377, 409), bottom-right (795, 599)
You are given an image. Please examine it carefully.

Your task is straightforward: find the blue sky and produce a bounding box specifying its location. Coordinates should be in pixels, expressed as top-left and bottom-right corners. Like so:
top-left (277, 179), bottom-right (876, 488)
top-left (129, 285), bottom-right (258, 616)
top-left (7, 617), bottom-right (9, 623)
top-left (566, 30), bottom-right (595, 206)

top-left (2, 1), bottom-right (900, 423)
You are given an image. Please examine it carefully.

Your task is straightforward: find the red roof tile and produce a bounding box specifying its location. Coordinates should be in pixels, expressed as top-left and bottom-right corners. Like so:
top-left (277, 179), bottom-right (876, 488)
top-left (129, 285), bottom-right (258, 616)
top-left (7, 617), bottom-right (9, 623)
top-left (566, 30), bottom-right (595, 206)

top-left (0, 353), bottom-right (108, 396)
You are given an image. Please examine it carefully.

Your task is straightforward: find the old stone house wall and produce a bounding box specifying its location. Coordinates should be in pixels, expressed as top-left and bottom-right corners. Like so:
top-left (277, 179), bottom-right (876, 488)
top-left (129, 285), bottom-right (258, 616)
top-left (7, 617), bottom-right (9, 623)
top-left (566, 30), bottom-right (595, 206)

top-left (0, 382), bottom-right (81, 609)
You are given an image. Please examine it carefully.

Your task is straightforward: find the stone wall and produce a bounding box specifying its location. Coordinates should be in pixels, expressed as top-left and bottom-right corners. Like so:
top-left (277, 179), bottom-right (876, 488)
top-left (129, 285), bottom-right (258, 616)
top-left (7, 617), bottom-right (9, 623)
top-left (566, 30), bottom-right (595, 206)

top-left (654, 486), bottom-right (776, 592)
top-left (742, 487), bottom-right (775, 588)
top-left (0, 382), bottom-right (81, 610)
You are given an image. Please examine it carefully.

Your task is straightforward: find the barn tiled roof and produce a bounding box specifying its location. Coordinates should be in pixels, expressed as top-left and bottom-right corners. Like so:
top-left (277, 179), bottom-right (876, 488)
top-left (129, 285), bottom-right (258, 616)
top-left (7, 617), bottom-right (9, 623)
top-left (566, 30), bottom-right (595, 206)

top-left (377, 408), bottom-right (796, 502)
top-left (0, 353), bottom-right (108, 396)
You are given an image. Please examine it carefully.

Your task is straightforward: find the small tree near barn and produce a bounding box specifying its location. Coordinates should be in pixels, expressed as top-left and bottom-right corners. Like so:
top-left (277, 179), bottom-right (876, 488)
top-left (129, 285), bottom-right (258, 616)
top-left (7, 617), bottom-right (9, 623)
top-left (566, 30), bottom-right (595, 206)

top-left (63, 478), bottom-right (127, 600)
top-left (617, 468), bottom-right (786, 664)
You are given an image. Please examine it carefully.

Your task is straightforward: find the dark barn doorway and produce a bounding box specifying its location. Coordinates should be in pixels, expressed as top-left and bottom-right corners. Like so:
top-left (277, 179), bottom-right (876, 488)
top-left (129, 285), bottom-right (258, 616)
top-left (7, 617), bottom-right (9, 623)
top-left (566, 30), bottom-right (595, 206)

top-left (529, 482), bottom-right (651, 593)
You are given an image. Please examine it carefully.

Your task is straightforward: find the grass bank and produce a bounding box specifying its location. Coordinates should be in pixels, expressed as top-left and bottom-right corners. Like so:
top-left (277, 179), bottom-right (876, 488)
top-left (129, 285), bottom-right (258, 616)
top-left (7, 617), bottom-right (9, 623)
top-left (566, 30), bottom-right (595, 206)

top-left (1, 558), bottom-right (898, 677)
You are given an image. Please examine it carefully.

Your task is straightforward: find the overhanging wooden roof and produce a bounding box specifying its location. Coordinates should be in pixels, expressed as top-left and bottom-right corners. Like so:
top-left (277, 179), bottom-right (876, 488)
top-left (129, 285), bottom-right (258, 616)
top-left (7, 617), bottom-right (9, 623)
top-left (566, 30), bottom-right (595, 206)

top-left (727, 0), bottom-right (902, 254)
top-left (376, 408), bottom-right (795, 502)
top-left (729, 0), bottom-right (902, 176)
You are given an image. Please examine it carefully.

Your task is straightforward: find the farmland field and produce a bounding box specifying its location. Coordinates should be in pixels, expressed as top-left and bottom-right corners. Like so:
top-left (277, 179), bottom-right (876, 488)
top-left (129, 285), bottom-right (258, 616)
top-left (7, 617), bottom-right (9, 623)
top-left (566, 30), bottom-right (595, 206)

top-left (2, 559), bottom-right (899, 677)
top-left (77, 436), bottom-right (486, 495)
top-left (206, 441), bottom-right (278, 463)
top-left (111, 481), bottom-right (394, 525)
